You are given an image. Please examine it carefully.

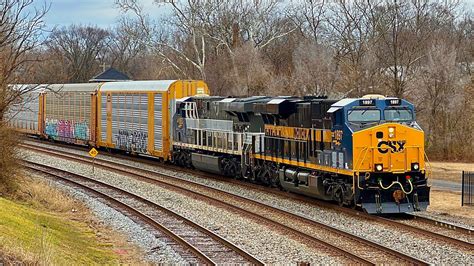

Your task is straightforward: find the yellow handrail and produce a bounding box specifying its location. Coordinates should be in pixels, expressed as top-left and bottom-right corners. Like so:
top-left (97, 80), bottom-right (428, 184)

top-left (423, 150), bottom-right (432, 180)
top-left (354, 146), bottom-right (369, 172)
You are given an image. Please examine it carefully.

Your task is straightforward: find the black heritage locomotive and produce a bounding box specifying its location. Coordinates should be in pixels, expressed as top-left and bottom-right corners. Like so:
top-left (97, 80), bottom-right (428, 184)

top-left (172, 95), bottom-right (430, 214)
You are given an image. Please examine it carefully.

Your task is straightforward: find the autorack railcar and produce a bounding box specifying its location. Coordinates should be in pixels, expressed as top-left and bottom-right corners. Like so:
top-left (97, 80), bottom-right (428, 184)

top-left (8, 80), bottom-right (209, 161)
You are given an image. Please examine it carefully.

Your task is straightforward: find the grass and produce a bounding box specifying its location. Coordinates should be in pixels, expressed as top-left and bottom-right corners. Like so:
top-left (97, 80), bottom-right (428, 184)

top-left (0, 175), bottom-right (142, 265)
top-left (0, 197), bottom-right (119, 265)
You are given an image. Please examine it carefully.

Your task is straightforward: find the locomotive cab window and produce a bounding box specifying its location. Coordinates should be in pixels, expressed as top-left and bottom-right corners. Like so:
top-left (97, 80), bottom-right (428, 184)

top-left (384, 107), bottom-right (413, 122)
top-left (334, 110), bottom-right (343, 125)
top-left (347, 109), bottom-right (381, 122)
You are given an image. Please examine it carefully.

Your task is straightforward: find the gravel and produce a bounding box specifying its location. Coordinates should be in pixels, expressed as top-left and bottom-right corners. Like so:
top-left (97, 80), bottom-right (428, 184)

top-left (22, 142), bottom-right (474, 264)
top-left (21, 148), bottom-right (338, 264)
top-left (28, 172), bottom-right (187, 264)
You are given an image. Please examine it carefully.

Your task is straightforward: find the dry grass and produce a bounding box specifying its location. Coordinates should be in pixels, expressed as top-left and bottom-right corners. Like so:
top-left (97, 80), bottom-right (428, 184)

top-left (428, 189), bottom-right (474, 226)
top-left (14, 175), bottom-right (85, 213)
top-left (428, 161), bottom-right (474, 182)
top-left (0, 126), bottom-right (20, 194)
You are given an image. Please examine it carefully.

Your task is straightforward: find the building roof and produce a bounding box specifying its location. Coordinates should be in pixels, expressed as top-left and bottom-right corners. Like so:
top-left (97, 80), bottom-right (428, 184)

top-left (89, 67), bottom-right (130, 82)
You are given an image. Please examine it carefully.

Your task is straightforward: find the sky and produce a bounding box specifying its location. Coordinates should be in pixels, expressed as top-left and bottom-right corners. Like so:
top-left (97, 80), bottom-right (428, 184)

top-left (36, 0), bottom-right (474, 29)
top-left (35, 0), bottom-right (168, 29)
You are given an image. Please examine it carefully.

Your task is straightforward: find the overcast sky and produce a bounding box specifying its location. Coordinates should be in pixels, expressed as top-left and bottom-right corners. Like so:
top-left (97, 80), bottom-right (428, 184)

top-left (36, 0), bottom-right (167, 29)
top-left (37, 0), bottom-right (473, 29)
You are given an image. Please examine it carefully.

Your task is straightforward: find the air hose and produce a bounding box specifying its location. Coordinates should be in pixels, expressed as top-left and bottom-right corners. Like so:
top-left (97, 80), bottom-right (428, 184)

top-left (378, 179), bottom-right (413, 194)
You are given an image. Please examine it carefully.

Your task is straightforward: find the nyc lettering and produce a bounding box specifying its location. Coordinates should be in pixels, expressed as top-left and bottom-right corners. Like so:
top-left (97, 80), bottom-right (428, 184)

top-left (293, 128), bottom-right (309, 140)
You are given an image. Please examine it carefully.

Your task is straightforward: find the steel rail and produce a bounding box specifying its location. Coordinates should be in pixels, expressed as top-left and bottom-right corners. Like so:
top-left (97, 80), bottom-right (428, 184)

top-left (400, 213), bottom-right (472, 236)
top-left (23, 160), bottom-right (263, 265)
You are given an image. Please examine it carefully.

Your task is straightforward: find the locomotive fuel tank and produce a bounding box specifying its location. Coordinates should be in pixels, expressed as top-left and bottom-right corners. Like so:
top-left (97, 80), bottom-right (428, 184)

top-left (279, 168), bottom-right (333, 201)
top-left (191, 153), bottom-right (222, 174)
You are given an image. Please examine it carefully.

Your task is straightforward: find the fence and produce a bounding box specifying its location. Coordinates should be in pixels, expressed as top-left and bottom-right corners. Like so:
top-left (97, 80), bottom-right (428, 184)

top-left (462, 171), bottom-right (474, 206)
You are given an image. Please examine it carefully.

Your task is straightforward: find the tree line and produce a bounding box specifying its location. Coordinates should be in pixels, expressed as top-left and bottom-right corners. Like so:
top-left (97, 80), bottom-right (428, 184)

top-left (2, 0), bottom-right (473, 161)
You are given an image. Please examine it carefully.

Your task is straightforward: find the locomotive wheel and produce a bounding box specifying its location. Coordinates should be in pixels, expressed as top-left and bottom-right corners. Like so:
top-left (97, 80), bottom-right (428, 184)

top-left (259, 162), bottom-right (279, 187)
top-left (222, 158), bottom-right (230, 176)
top-left (222, 157), bottom-right (240, 178)
top-left (267, 163), bottom-right (279, 188)
top-left (334, 187), bottom-right (344, 207)
top-left (184, 151), bottom-right (192, 168)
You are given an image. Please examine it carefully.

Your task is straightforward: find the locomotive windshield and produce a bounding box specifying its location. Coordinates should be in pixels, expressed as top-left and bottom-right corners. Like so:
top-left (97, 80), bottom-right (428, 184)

top-left (384, 108), bottom-right (413, 122)
top-left (347, 109), bottom-right (381, 123)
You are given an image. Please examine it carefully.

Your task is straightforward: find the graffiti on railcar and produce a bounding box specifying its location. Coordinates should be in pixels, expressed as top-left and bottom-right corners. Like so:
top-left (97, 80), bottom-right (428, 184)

top-left (115, 129), bottom-right (148, 153)
top-left (74, 122), bottom-right (89, 140)
top-left (45, 119), bottom-right (58, 138)
top-left (58, 120), bottom-right (73, 138)
top-left (44, 119), bottom-right (89, 140)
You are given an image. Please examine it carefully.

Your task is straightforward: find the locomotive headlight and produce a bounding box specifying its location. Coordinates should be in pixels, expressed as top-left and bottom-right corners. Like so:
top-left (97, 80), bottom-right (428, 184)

top-left (388, 127), bottom-right (395, 138)
top-left (375, 164), bottom-right (383, 172)
top-left (411, 163), bottom-right (420, 171)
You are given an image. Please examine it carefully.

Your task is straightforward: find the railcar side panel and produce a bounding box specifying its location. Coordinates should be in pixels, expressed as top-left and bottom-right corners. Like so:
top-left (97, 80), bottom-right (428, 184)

top-left (153, 93), bottom-right (163, 152)
top-left (6, 91), bottom-right (43, 135)
top-left (43, 84), bottom-right (99, 145)
top-left (97, 80), bottom-right (209, 160)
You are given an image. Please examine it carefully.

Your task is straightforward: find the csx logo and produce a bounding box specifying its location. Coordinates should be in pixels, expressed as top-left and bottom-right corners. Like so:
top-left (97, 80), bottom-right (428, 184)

top-left (377, 140), bottom-right (406, 154)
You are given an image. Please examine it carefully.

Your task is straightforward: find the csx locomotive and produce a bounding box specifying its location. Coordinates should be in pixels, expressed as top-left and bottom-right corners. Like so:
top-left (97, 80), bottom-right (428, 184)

top-left (172, 94), bottom-right (430, 213)
top-left (8, 80), bottom-right (429, 214)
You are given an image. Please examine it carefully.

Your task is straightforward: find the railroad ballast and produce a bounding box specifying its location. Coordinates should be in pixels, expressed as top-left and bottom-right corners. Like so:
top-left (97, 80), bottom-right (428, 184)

top-left (8, 81), bottom-right (429, 214)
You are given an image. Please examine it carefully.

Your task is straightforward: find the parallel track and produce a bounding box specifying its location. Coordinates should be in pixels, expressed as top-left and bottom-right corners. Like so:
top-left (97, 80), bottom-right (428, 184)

top-left (190, 161), bottom-right (474, 249)
top-left (22, 160), bottom-right (263, 265)
top-left (22, 142), bottom-right (432, 265)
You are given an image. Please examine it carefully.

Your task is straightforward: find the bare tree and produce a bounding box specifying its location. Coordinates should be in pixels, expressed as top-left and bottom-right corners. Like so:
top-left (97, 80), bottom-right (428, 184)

top-left (292, 41), bottom-right (336, 96)
top-left (0, 0), bottom-right (48, 121)
top-left (116, 0), bottom-right (296, 83)
top-left (371, 0), bottom-right (461, 97)
top-left (413, 42), bottom-right (471, 159)
top-left (107, 17), bottom-right (148, 76)
top-left (324, 0), bottom-right (381, 95)
top-left (47, 25), bottom-right (110, 82)
top-left (116, 0), bottom-right (207, 79)
top-left (288, 0), bottom-right (326, 43)
top-left (0, 0), bottom-right (48, 192)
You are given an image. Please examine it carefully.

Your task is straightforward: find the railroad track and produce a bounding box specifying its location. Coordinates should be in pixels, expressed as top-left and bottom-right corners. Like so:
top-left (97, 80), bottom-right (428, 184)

top-left (192, 166), bottom-right (474, 250)
top-left (21, 142), bottom-right (430, 265)
top-left (22, 160), bottom-right (263, 266)
top-left (385, 213), bottom-right (472, 243)
top-left (188, 167), bottom-right (474, 248)
top-left (29, 140), bottom-right (471, 247)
